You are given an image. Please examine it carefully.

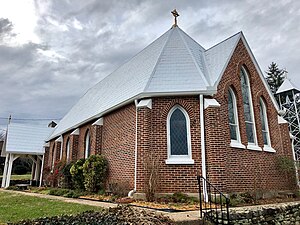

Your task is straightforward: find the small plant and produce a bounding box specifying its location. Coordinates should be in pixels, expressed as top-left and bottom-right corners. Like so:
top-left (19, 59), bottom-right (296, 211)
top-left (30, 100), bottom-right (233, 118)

top-left (70, 158), bottom-right (86, 190)
top-left (83, 155), bottom-right (108, 193)
top-left (276, 156), bottom-right (295, 173)
top-left (108, 180), bottom-right (131, 197)
top-left (44, 160), bottom-right (66, 187)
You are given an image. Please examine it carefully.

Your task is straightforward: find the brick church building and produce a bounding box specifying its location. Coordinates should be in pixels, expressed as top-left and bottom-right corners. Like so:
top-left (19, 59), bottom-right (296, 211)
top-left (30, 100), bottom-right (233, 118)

top-left (44, 20), bottom-right (297, 196)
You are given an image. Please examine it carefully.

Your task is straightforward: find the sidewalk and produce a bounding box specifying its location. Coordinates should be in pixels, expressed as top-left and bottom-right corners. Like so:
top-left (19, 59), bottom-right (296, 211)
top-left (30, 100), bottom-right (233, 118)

top-left (0, 189), bottom-right (201, 224)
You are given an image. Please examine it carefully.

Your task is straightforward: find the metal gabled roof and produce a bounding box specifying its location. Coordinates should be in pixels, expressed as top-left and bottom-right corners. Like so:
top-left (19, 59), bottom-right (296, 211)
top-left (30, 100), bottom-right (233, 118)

top-left (49, 27), bottom-right (246, 140)
top-left (3, 123), bottom-right (51, 155)
top-left (276, 78), bottom-right (300, 94)
top-left (205, 32), bottom-right (241, 86)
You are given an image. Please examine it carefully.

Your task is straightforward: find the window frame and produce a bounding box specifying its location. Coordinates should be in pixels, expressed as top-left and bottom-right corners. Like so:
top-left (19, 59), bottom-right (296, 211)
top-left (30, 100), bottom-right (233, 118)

top-left (228, 87), bottom-right (245, 149)
top-left (51, 144), bottom-right (56, 169)
top-left (166, 105), bottom-right (194, 165)
top-left (84, 130), bottom-right (91, 159)
top-left (66, 137), bottom-right (70, 162)
top-left (240, 67), bottom-right (261, 151)
top-left (259, 98), bottom-right (275, 152)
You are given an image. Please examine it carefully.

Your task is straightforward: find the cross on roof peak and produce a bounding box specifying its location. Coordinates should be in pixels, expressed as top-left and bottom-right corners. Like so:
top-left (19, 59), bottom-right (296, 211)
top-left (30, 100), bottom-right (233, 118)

top-left (171, 9), bottom-right (179, 27)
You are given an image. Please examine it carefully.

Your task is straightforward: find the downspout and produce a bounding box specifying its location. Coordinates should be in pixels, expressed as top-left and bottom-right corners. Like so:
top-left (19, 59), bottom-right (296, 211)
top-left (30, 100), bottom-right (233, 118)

top-left (200, 95), bottom-right (208, 201)
top-left (128, 99), bottom-right (138, 197)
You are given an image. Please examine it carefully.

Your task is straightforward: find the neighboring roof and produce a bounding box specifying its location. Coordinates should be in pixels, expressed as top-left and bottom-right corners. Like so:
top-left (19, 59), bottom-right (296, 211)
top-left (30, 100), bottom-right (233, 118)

top-left (48, 26), bottom-right (276, 140)
top-left (276, 79), bottom-right (300, 94)
top-left (2, 123), bottom-right (51, 155)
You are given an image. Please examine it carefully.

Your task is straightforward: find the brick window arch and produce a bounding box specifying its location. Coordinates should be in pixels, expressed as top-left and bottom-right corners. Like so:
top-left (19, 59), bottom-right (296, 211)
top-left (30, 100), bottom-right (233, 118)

top-left (166, 105), bottom-right (194, 164)
top-left (84, 130), bottom-right (91, 158)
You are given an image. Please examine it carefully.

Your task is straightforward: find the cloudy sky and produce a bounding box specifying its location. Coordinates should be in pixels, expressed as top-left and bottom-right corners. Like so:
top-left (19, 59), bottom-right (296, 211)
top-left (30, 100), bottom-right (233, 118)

top-left (0, 0), bottom-right (299, 129)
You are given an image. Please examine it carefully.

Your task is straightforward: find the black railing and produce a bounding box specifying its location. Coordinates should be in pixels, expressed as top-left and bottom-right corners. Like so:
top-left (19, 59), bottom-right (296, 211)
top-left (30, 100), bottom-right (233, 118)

top-left (197, 175), bottom-right (231, 225)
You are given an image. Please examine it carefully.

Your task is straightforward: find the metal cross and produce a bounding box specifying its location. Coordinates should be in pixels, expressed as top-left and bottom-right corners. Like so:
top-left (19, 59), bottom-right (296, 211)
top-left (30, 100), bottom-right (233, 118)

top-left (171, 9), bottom-right (179, 27)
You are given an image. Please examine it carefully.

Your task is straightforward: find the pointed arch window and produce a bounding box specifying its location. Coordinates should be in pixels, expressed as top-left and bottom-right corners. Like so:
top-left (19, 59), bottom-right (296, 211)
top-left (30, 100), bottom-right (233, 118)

top-left (84, 130), bottom-right (91, 159)
top-left (259, 98), bottom-right (275, 152)
top-left (240, 67), bottom-right (261, 150)
top-left (51, 145), bottom-right (56, 169)
top-left (66, 138), bottom-right (70, 162)
top-left (228, 88), bottom-right (244, 148)
top-left (166, 105), bottom-right (194, 164)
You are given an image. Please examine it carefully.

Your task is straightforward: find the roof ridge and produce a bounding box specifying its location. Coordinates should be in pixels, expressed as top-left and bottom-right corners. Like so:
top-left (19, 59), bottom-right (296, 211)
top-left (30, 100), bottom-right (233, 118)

top-left (177, 27), bottom-right (210, 86)
top-left (205, 31), bottom-right (242, 52)
top-left (177, 27), bottom-right (206, 51)
top-left (143, 28), bottom-right (174, 92)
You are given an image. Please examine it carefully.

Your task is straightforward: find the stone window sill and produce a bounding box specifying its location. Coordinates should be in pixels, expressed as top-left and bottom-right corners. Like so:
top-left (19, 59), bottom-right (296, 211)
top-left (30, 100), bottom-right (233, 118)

top-left (247, 144), bottom-right (262, 151)
top-left (263, 146), bottom-right (276, 153)
top-left (230, 141), bottom-right (246, 149)
top-left (165, 158), bottom-right (194, 165)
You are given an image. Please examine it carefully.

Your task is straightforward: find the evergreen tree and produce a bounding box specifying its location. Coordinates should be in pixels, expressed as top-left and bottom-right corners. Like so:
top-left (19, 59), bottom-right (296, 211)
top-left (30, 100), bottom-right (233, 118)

top-left (265, 62), bottom-right (285, 94)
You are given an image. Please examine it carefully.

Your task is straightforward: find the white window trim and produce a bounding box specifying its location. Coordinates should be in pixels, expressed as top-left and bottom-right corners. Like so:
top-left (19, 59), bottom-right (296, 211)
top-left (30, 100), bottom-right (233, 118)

top-left (241, 67), bottom-right (259, 148)
top-left (85, 131), bottom-right (90, 159)
top-left (260, 98), bottom-right (276, 153)
top-left (66, 139), bottom-right (70, 162)
top-left (230, 141), bottom-right (246, 149)
top-left (166, 105), bottom-right (194, 165)
top-left (228, 88), bottom-right (244, 149)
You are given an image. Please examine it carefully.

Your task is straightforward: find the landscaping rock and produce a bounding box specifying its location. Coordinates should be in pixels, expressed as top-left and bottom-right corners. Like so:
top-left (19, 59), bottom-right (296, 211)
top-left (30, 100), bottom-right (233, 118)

top-left (9, 205), bottom-right (175, 225)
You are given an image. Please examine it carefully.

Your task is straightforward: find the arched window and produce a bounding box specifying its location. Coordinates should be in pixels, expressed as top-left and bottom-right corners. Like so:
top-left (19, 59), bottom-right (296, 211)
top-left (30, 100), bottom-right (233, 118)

top-left (51, 145), bottom-right (55, 169)
top-left (166, 105), bottom-right (194, 164)
top-left (228, 88), bottom-right (243, 148)
top-left (66, 138), bottom-right (70, 162)
top-left (240, 67), bottom-right (260, 150)
top-left (84, 130), bottom-right (91, 159)
top-left (259, 98), bottom-right (274, 152)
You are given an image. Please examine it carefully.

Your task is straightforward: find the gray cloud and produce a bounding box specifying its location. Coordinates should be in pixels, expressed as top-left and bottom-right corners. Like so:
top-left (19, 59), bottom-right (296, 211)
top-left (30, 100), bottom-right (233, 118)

top-left (0, 18), bottom-right (15, 42)
top-left (1, 0), bottom-right (300, 128)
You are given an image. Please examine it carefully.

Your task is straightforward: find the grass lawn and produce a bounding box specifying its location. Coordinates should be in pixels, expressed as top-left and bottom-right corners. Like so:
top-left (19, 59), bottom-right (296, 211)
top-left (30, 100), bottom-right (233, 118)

top-left (0, 174), bottom-right (32, 180)
top-left (0, 191), bottom-right (101, 224)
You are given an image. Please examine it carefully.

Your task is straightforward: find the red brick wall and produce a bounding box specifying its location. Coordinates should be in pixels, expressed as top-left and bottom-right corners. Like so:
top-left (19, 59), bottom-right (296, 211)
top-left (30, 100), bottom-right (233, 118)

top-left (211, 39), bottom-right (297, 192)
top-left (136, 97), bottom-right (202, 193)
top-left (101, 103), bottom-right (136, 189)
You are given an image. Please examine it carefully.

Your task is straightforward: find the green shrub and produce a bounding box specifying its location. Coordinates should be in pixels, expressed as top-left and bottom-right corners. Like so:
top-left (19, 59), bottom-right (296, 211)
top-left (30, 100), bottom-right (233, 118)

top-left (70, 158), bottom-right (86, 190)
top-left (49, 188), bottom-right (70, 196)
top-left (12, 165), bottom-right (28, 175)
top-left (276, 156), bottom-right (295, 173)
top-left (61, 162), bottom-right (74, 189)
top-left (83, 155), bottom-right (108, 193)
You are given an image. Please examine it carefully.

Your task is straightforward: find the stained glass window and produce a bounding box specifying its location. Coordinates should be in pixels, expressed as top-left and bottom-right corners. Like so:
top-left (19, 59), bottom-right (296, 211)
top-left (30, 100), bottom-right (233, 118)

top-left (66, 138), bottom-right (70, 162)
top-left (240, 68), bottom-right (256, 144)
top-left (170, 108), bottom-right (188, 155)
top-left (85, 130), bottom-right (91, 158)
top-left (228, 88), bottom-right (239, 141)
top-left (260, 99), bottom-right (270, 146)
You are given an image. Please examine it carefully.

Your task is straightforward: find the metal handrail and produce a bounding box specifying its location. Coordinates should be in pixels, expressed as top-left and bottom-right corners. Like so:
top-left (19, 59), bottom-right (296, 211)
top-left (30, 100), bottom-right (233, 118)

top-left (197, 175), bottom-right (231, 225)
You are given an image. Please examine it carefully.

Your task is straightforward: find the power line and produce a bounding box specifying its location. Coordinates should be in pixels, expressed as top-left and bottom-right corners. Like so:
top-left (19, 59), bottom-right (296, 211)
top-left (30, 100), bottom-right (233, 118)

top-left (0, 117), bottom-right (61, 121)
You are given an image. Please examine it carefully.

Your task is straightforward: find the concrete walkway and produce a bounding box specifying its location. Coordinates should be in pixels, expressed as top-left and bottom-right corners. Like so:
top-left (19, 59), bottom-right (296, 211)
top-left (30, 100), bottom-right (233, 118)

top-left (0, 189), bottom-right (201, 224)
